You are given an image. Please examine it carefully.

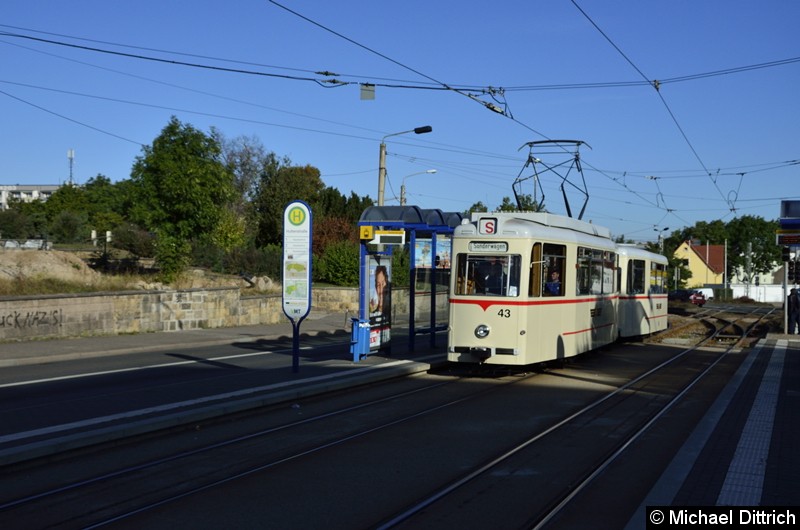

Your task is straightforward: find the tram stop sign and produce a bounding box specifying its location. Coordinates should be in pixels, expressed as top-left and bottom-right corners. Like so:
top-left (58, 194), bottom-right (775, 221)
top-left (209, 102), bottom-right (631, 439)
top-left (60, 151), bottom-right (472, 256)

top-left (282, 201), bottom-right (312, 321)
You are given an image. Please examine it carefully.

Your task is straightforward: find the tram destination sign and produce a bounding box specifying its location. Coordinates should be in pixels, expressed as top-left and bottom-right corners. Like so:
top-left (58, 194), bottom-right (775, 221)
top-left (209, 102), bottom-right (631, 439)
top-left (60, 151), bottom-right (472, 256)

top-left (469, 241), bottom-right (508, 252)
top-left (776, 231), bottom-right (800, 246)
top-left (775, 232), bottom-right (800, 246)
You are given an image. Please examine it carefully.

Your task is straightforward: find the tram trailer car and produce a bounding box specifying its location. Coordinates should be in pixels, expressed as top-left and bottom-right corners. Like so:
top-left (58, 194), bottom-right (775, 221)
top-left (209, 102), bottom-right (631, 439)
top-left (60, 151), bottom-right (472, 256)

top-left (447, 211), bottom-right (668, 366)
top-left (616, 244), bottom-right (669, 337)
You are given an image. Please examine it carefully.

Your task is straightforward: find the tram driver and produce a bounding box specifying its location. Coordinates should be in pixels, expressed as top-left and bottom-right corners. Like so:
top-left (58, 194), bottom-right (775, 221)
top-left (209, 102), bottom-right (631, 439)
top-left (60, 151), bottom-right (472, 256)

top-left (544, 270), bottom-right (562, 296)
top-left (479, 257), bottom-right (505, 295)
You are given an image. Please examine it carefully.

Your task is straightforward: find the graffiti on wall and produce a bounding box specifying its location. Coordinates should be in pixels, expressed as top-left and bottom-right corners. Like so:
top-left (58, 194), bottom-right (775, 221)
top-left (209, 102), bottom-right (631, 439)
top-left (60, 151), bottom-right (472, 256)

top-left (0, 309), bottom-right (63, 329)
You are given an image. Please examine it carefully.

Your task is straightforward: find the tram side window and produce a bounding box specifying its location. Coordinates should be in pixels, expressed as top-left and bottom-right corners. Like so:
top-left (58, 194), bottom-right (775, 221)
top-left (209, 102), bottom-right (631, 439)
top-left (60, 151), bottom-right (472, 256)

top-left (603, 251), bottom-right (616, 294)
top-left (454, 254), bottom-right (521, 296)
top-left (650, 262), bottom-right (666, 293)
top-left (542, 243), bottom-right (566, 296)
top-left (628, 259), bottom-right (646, 294)
top-left (577, 247), bottom-right (616, 295)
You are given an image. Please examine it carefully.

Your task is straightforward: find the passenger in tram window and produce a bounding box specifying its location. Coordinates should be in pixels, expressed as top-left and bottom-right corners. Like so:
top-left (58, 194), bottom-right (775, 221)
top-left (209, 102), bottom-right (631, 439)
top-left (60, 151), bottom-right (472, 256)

top-left (789, 288), bottom-right (800, 335)
top-left (485, 258), bottom-right (505, 295)
top-left (544, 270), bottom-right (561, 296)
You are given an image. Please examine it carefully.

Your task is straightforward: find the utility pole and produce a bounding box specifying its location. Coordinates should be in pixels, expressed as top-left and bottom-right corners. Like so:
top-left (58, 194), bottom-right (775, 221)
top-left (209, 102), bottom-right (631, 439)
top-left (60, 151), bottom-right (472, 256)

top-left (67, 149), bottom-right (75, 185)
top-left (377, 126), bottom-right (432, 206)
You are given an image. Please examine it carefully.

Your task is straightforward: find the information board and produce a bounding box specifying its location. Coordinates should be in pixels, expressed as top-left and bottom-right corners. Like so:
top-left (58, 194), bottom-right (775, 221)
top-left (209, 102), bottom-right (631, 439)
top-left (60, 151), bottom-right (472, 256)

top-left (282, 201), bottom-right (312, 321)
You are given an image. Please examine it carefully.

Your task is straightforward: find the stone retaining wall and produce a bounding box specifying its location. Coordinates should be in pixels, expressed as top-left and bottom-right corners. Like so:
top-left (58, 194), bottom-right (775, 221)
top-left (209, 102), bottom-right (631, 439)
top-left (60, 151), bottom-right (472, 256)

top-left (0, 287), bottom-right (357, 342)
top-left (0, 285), bottom-right (449, 342)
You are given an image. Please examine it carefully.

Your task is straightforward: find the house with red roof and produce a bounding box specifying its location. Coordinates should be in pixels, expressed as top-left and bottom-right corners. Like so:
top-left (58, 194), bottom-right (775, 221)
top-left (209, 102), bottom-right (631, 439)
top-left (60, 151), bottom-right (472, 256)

top-left (673, 240), bottom-right (725, 288)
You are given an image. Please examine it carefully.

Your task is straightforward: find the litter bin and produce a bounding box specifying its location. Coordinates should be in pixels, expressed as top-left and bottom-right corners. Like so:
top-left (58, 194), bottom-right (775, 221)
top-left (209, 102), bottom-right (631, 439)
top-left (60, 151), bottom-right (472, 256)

top-left (350, 318), bottom-right (371, 361)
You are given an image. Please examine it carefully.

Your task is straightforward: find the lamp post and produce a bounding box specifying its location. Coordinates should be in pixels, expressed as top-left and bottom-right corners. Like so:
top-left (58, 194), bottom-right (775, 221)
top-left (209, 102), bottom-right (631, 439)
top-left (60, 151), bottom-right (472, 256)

top-left (400, 169), bottom-right (437, 206)
top-left (654, 226), bottom-right (669, 253)
top-left (378, 125), bottom-right (432, 206)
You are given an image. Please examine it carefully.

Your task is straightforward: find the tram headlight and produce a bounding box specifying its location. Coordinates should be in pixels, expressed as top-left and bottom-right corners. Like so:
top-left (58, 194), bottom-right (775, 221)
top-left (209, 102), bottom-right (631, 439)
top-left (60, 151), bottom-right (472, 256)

top-left (474, 324), bottom-right (490, 339)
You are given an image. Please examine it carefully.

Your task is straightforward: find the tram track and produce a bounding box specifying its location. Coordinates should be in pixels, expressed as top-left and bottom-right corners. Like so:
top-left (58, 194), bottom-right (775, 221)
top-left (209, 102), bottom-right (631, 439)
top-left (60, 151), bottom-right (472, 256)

top-left (379, 309), bottom-right (772, 529)
top-left (0, 369), bottom-right (545, 528)
top-left (0, 308), bottom-right (776, 528)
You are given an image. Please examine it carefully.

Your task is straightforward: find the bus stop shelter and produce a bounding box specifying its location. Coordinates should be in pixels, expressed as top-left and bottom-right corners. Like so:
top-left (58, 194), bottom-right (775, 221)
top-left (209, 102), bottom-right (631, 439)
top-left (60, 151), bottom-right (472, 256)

top-left (352, 206), bottom-right (464, 361)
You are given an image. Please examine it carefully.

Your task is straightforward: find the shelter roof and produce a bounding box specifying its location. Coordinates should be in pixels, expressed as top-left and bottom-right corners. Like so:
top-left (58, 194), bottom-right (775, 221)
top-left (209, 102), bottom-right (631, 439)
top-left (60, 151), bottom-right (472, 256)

top-left (358, 206), bottom-right (464, 231)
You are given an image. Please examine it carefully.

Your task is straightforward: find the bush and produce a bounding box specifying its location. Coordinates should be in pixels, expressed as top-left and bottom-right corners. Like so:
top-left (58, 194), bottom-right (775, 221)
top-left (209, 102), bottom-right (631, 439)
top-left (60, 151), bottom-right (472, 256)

top-left (112, 223), bottom-right (155, 258)
top-left (316, 240), bottom-right (359, 286)
top-left (155, 234), bottom-right (191, 283)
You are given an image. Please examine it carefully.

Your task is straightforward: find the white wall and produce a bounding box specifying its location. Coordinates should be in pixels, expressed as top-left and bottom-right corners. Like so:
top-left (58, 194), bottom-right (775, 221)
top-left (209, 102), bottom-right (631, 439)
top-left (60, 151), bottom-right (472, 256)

top-left (730, 283), bottom-right (793, 303)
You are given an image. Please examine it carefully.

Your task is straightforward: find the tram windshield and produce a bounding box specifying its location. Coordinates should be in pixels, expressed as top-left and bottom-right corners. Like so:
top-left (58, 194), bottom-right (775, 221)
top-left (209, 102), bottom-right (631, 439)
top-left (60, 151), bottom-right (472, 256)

top-left (454, 254), bottom-right (521, 296)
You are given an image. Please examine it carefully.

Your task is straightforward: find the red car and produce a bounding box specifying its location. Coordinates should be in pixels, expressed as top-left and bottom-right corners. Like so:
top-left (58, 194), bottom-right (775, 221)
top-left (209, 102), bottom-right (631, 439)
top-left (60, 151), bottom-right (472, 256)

top-left (689, 291), bottom-right (706, 307)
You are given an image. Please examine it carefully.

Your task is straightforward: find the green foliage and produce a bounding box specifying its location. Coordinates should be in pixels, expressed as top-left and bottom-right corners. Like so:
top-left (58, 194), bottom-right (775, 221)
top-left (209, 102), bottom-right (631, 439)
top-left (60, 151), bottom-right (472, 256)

top-left (191, 243), bottom-right (283, 279)
top-left (391, 246), bottom-right (410, 288)
top-left (0, 208), bottom-right (32, 239)
top-left (316, 240), bottom-right (359, 286)
top-left (253, 164), bottom-right (325, 246)
top-left (45, 184), bottom-right (89, 223)
top-left (49, 210), bottom-right (88, 244)
top-left (112, 223), bottom-right (155, 258)
top-left (208, 207), bottom-right (247, 253)
top-left (130, 117), bottom-right (234, 239)
top-left (129, 116), bottom-right (236, 277)
top-left (497, 197), bottom-right (517, 212)
top-left (725, 216), bottom-right (780, 276)
top-left (317, 188), bottom-right (373, 222)
top-left (465, 201), bottom-right (488, 216)
top-left (154, 233), bottom-right (191, 283)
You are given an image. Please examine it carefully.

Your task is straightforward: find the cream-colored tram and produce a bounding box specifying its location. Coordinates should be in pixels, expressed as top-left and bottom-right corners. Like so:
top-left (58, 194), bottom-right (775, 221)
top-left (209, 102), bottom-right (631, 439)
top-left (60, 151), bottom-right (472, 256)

top-left (616, 244), bottom-right (669, 337)
top-left (448, 211), bottom-right (620, 365)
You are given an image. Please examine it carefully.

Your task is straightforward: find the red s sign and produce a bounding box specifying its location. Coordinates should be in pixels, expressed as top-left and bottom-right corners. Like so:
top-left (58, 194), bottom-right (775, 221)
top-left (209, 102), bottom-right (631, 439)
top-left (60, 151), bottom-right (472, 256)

top-left (479, 218), bottom-right (497, 234)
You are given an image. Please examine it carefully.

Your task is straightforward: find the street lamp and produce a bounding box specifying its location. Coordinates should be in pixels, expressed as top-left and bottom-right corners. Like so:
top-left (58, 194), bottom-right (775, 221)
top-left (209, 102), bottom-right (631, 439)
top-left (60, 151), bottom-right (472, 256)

top-left (400, 169), bottom-right (437, 206)
top-left (654, 226), bottom-right (669, 253)
top-left (378, 125), bottom-right (432, 206)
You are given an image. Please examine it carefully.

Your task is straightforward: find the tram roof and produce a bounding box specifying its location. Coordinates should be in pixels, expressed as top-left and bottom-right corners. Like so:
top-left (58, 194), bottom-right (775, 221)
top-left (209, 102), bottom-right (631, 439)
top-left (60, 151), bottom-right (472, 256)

top-left (616, 244), bottom-right (668, 263)
top-left (358, 206), bottom-right (464, 231)
top-left (468, 211), bottom-right (613, 239)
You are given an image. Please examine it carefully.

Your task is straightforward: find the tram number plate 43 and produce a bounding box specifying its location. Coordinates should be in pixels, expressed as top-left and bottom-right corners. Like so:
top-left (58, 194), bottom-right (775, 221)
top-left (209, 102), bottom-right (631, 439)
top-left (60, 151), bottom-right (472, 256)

top-left (498, 309), bottom-right (511, 318)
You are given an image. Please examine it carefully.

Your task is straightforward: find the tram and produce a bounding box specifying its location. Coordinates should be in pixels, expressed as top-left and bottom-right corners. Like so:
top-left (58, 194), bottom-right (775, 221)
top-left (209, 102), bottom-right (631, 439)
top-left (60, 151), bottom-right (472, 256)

top-left (447, 211), bottom-right (667, 366)
top-left (616, 244), bottom-right (669, 337)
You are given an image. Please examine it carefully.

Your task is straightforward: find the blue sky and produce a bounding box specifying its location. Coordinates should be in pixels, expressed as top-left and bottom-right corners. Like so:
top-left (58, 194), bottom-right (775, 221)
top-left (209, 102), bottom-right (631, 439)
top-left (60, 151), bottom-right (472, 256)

top-left (2, 1), bottom-right (798, 243)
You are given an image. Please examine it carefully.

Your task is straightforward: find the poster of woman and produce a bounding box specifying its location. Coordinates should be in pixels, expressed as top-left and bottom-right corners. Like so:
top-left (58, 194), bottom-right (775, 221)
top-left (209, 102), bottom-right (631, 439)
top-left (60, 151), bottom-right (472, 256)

top-left (368, 257), bottom-right (391, 351)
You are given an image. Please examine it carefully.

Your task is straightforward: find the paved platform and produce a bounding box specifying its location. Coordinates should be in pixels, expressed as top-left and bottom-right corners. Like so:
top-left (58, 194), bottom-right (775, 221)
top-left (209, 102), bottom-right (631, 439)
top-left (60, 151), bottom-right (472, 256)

top-left (627, 334), bottom-right (800, 525)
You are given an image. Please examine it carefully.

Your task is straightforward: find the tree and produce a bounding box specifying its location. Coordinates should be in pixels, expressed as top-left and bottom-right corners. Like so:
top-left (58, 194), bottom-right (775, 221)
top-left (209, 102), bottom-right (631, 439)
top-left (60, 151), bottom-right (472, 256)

top-left (725, 215), bottom-right (780, 279)
top-left (496, 197), bottom-right (517, 212)
top-left (129, 116), bottom-right (235, 280)
top-left (83, 174), bottom-right (127, 232)
top-left (464, 201), bottom-right (488, 216)
top-left (44, 183), bottom-right (89, 223)
top-left (0, 208), bottom-right (32, 239)
top-left (49, 210), bottom-right (87, 244)
top-left (9, 199), bottom-right (48, 238)
top-left (253, 164), bottom-right (325, 246)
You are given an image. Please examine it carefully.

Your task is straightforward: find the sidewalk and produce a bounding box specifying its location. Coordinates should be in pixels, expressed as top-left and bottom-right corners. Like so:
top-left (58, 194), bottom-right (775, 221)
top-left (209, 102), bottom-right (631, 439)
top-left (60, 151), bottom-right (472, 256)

top-left (0, 310), bottom-right (359, 367)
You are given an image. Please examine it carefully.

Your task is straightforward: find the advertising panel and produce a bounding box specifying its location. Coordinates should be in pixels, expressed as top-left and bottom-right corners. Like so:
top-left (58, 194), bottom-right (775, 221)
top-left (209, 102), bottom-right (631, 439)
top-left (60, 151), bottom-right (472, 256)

top-left (368, 255), bottom-right (391, 350)
top-left (414, 234), bottom-right (452, 269)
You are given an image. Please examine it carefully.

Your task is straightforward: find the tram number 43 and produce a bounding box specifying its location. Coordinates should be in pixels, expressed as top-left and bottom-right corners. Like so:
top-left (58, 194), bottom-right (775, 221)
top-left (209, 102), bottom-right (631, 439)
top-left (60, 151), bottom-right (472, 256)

top-left (497, 309), bottom-right (512, 318)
